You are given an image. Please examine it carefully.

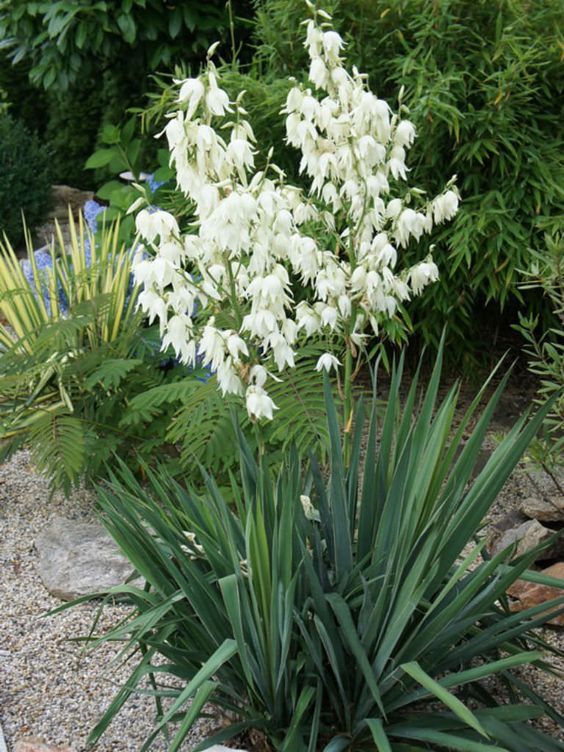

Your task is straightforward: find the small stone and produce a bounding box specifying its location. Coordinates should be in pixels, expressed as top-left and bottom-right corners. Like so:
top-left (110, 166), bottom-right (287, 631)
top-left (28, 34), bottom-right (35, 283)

top-left (520, 495), bottom-right (564, 523)
top-left (14, 738), bottom-right (72, 752)
top-left (35, 516), bottom-right (138, 600)
top-left (491, 519), bottom-right (553, 559)
top-left (50, 185), bottom-right (94, 219)
top-left (490, 509), bottom-right (528, 536)
top-left (508, 562), bottom-right (564, 627)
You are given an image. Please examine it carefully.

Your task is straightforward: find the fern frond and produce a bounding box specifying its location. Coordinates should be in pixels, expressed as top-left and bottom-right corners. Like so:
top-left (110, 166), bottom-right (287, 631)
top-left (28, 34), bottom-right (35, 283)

top-left (28, 412), bottom-right (86, 495)
top-left (166, 342), bottom-right (337, 475)
top-left (267, 364), bottom-right (331, 455)
top-left (85, 358), bottom-right (143, 391)
top-left (166, 377), bottom-right (244, 473)
top-left (120, 376), bottom-right (205, 427)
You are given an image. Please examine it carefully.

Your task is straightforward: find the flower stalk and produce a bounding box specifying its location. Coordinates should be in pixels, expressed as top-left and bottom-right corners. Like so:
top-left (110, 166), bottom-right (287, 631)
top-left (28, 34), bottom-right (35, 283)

top-left (131, 7), bottom-right (460, 424)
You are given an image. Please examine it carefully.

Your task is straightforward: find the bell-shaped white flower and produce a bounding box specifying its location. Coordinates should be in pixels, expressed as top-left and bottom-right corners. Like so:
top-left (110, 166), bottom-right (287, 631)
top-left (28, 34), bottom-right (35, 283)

top-left (309, 57), bottom-right (329, 89)
top-left (136, 209), bottom-right (179, 243)
top-left (410, 260), bottom-right (439, 295)
top-left (394, 120), bottom-right (416, 147)
top-left (315, 352), bottom-right (341, 373)
top-left (322, 30), bottom-right (344, 61)
top-left (227, 138), bottom-right (255, 175)
top-left (217, 358), bottom-right (244, 396)
top-left (226, 333), bottom-right (249, 361)
top-left (433, 190), bottom-right (460, 223)
top-left (178, 78), bottom-right (205, 118)
top-left (199, 323), bottom-right (226, 370)
top-left (137, 289), bottom-right (167, 327)
top-left (205, 74), bottom-right (231, 116)
top-left (246, 385), bottom-right (278, 420)
top-left (161, 314), bottom-right (194, 363)
top-left (296, 302), bottom-right (321, 336)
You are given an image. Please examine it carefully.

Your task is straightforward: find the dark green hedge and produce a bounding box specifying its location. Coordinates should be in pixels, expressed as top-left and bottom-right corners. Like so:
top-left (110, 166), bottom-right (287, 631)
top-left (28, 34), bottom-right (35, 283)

top-left (0, 113), bottom-right (52, 248)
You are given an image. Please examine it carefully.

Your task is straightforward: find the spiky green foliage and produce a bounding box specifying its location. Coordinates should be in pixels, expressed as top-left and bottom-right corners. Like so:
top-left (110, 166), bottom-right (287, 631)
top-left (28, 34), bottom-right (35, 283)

top-left (62, 353), bottom-right (564, 750)
top-left (0, 216), bottom-right (194, 493)
top-left (238, 0), bottom-right (564, 364)
top-left (0, 213), bottom-right (136, 348)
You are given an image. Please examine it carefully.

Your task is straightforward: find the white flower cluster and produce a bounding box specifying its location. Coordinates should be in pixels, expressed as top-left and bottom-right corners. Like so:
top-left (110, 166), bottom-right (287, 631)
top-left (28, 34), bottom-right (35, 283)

top-left (132, 8), bottom-right (459, 420)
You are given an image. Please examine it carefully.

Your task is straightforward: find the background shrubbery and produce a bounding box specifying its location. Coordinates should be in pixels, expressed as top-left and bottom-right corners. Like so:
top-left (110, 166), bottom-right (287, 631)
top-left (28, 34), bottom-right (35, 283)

top-left (0, 0), bottom-right (562, 364)
top-left (243, 0), bottom-right (564, 363)
top-left (0, 0), bottom-right (253, 187)
top-left (0, 112), bottom-right (51, 247)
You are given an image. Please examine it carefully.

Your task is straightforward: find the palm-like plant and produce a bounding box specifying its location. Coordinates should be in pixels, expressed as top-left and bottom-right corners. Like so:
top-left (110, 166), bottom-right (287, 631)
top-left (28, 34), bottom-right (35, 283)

top-left (68, 353), bottom-right (564, 751)
top-left (0, 215), bottom-right (187, 492)
top-left (0, 213), bottom-right (138, 350)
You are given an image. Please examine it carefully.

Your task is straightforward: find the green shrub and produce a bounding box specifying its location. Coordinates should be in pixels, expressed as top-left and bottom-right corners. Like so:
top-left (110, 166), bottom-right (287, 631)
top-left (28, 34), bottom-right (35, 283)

top-left (0, 1), bottom-right (253, 187)
top-left (43, 80), bottom-right (119, 189)
top-left (515, 233), bottom-right (564, 469)
top-left (0, 0), bottom-right (250, 91)
top-left (0, 215), bottom-right (198, 493)
top-left (0, 54), bottom-right (49, 132)
top-left (0, 112), bottom-right (51, 247)
top-left (0, 54), bottom-right (99, 187)
top-left (66, 356), bottom-right (563, 750)
top-left (244, 0), bottom-right (564, 364)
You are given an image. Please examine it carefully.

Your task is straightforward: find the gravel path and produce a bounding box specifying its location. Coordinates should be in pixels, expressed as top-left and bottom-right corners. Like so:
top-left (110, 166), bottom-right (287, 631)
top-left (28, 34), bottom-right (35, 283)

top-left (0, 451), bottom-right (214, 752)
top-left (1, 439), bottom-right (562, 750)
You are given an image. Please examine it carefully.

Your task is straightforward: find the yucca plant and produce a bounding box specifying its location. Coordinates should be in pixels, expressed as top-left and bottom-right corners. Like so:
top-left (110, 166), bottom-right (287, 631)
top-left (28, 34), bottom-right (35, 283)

top-left (0, 215), bottom-right (191, 492)
top-left (65, 352), bottom-right (564, 751)
top-left (0, 212), bottom-right (137, 350)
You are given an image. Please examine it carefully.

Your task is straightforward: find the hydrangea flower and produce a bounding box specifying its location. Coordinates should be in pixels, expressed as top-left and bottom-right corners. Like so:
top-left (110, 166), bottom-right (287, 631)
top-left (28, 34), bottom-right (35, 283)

top-left (21, 248), bottom-right (68, 316)
top-left (83, 199), bottom-right (105, 234)
top-left (147, 174), bottom-right (167, 194)
top-left (82, 199), bottom-right (106, 266)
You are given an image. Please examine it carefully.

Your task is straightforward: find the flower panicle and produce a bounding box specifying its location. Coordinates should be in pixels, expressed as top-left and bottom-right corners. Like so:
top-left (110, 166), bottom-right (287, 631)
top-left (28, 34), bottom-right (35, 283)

top-left (132, 9), bottom-right (460, 421)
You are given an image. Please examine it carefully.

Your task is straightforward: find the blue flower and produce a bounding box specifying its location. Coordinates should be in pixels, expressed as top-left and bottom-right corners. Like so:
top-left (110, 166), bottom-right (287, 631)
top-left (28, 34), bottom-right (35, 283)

top-left (147, 173), bottom-right (166, 194)
top-left (84, 237), bottom-right (92, 268)
top-left (83, 199), bottom-right (105, 234)
top-left (21, 247), bottom-right (68, 316)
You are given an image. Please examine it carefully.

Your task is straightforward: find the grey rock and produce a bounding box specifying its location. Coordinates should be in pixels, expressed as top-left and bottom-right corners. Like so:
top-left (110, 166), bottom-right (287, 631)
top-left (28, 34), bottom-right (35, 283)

top-left (50, 184), bottom-right (94, 219)
top-left (14, 740), bottom-right (72, 752)
top-left (491, 509), bottom-right (528, 535)
top-left (491, 519), bottom-right (555, 559)
top-left (521, 495), bottom-right (564, 523)
top-left (35, 516), bottom-right (136, 600)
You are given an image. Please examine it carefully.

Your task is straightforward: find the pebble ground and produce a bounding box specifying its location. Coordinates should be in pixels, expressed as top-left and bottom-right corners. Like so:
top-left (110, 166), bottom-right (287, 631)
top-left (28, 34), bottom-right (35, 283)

top-left (0, 451), bottom-right (212, 751)
top-left (1, 446), bottom-right (562, 750)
